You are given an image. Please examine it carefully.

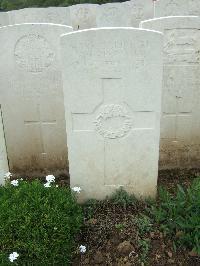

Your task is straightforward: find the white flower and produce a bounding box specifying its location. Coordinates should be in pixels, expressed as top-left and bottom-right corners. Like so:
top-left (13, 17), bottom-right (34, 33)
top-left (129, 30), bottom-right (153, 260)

top-left (44, 182), bottom-right (51, 188)
top-left (72, 187), bottom-right (82, 193)
top-left (20, 178), bottom-right (23, 181)
top-left (79, 245), bottom-right (86, 253)
top-left (56, 185), bottom-right (59, 187)
top-left (10, 180), bottom-right (19, 187)
top-left (4, 172), bottom-right (12, 179)
top-left (9, 252), bottom-right (19, 262)
top-left (46, 175), bottom-right (55, 183)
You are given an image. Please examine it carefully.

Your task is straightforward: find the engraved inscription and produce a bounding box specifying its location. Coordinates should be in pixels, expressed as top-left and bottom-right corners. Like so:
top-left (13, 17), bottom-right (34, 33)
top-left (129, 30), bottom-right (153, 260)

top-left (94, 104), bottom-right (132, 139)
top-left (163, 29), bottom-right (199, 64)
top-left (14, 34), bottom-right (55, 73)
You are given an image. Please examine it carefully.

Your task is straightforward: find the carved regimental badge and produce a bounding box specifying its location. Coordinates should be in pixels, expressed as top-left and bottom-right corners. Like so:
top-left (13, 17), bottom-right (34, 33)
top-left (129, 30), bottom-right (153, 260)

top-left (94, 104), bottom-right (132, 139)
top-left (14, 34), bottom-right (55, 73)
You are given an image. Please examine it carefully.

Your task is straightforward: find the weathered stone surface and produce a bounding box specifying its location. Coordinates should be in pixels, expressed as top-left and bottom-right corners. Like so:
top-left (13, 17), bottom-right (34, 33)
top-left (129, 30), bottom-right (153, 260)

top-left (141, 16), bottom-right (200, 169)
top-left (0, 23), bottom-right (72, 175)
top-left (61, 28), bottom-right (163, 200)
top-left (0, 106), bottom-right (9, 184)
top-left (154, 0), bottom-right (200, 17)
top-left (9, 7), bottom-right (71, 26)
top-left (0, 12), bottom-right (9, 27)
top-left (97, 0), bottom-right (154, 27)
top-left (70, 4), bottom-right (98, 30)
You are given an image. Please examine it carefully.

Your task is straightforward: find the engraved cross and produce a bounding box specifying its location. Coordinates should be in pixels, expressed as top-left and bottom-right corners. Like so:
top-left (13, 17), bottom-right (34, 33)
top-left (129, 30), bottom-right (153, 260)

top-left (24, 104), bottom-right (56, 155)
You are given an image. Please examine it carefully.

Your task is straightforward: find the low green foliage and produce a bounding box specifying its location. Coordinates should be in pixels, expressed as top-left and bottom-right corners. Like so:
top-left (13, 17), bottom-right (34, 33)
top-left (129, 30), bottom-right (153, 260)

top-left (138, 238), bottom-right (150, 264)
top-left (110, 187), bottom-right (137, 207)
top-left (0, 180), bottom-right (83, 265)
top-left (133, 214), bottom-right (153, 236)
top-left (152, 178), bottom-right (200, 255)
top-left (115, 223), bottom-right (125, 231)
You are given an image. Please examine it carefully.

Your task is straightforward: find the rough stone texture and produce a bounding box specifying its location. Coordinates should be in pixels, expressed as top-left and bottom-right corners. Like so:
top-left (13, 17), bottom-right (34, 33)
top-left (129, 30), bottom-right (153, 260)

top-left (0, 23), bottom-right (72, 176)
top-left (154, 0), bottom-right (200, 17)
top-left (0, 106), bottom-right (9, 184)
top-left (0, 12), bottom-right (9, 27)
top-left (97, 0), bottom-right (154, 27)
top-left (9, 7), bottom-right (71, 26)
top-left (61, 28), bottom-right (163, 200)
top-left (70, 4), bottom-right (98, 30)
top-left (141, 16), bottom-right (200, 169)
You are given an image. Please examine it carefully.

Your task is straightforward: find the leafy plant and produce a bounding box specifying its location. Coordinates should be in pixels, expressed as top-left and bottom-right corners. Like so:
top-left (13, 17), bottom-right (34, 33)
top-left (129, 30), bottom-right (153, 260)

top-left (152, 178), bottom-right (200, 255)
top-left (115, 223), bottom-right (125, 231)
top-left (0, 179), bottom-right (83, 265)
top-left (138, 238), bottom-right (150, 264)
top-left (110, 187), bottom-right (137, 208)
top-left (133, 214), bottom-right (153, 236)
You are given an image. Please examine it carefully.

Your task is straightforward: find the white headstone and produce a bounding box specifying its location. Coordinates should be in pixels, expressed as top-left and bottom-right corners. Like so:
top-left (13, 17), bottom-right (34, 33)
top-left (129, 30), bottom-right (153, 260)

top-left (0, 12), bottom-right (9, 27)
top-left (154, 0), bottom-right (200, 17)
top-left (141, 16), bottom-right (200, 169)
top-left (97, 0), bottom-right (154, 27)
top-left (9, 7), bottom-right (71, 26)
top-left (0, 106), bottom-right (9, 184)
top-left (70, 4), bottom-right (98, 30)
top-left (61, 28), bottom-right (163, 201)
top-left (0, 23), bottom-right (72, 175)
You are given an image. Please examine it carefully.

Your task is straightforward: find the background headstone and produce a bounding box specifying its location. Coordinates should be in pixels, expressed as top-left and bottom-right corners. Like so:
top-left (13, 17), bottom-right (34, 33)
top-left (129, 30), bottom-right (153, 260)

top-left (9, 7), bottom-right (71, 26)
top-left (0, 23), bottom-right (72, 176)
top-left (61, 28), bottom-right (163, 201)
top-left (0, 106), bottom-right (9, 184)
top-left (141, 16), bottom-right (200, 169)
top-left (97, 0), bottom-right (154, 27)
top-left (70, 4), bottom-right (98, 30)
top-left (154, 0), bottom-right (200, 17)
top-left (0, 12), bottom-right (9, 27)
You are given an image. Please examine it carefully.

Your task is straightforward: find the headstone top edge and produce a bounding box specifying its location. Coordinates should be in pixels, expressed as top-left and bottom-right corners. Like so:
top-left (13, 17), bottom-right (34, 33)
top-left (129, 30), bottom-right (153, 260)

top-left (141, 15), bottom-right (200, 25)
top-left (0, 23), bottom-right (73, 31)
top-left (60, 26), bottom-right (163, 38)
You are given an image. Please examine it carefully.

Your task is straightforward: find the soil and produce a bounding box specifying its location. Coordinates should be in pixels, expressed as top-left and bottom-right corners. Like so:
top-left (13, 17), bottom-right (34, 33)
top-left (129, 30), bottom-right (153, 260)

top-left (71, 169), bottom-right (200, 266)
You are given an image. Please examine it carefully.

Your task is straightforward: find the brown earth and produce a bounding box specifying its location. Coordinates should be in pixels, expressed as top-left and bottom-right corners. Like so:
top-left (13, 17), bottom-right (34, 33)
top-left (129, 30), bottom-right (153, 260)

top-left (71, 169), bottom-right (200, 266)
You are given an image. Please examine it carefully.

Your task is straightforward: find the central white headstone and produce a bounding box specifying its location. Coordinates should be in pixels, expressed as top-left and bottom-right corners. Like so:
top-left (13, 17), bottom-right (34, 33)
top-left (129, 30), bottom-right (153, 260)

top-left (0, 106), bottom-right (9, 184)
top-left (0, 23), bottom-right (72, 175)
top-left (61, 28), bottom-right (163, 200)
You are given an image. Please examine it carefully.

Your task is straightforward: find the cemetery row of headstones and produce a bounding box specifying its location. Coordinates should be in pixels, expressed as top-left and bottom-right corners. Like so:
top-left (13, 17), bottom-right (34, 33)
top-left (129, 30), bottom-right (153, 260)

top-left (0, 0), bottom-right (200, 200)
top-left (1, 0), bottom-right (200, 30)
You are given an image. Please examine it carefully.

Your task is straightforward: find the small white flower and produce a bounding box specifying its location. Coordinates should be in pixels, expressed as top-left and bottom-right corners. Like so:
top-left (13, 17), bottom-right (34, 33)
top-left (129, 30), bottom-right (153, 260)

top-left (9, 252), bottom-right (19, 262)
top-left (4, 172), bottom-right (12, 179)
top-left (20, 178), bottom-right (23, 181)
top-left (46, 175), bottom-right (55, 183)
top-left (44, 182), bottom-right (51, 188)
top-left (56, 185), bottom-right (59, 187)
top-left (72, 187), bottom-right (82, 193)
top-left (79, 245), bottom-right (86, 253)
top-left (10, 180), bottom-right (19, 187)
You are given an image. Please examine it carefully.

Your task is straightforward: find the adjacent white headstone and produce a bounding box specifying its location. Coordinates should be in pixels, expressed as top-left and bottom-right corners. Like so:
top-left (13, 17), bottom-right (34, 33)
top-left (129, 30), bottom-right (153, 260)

top-left (9, 7), bottom-right (71, 26)
top-left (0, 23), bottom-right (72, 175)
top-left (70, 4), bottom-right (98, 30)
top-left (0, 12), bottom-right (9, 27)
top-left (61, 28), bottom-right (163, 200)
top-left (97, 0), bottom-right (154, 27)
top-left (141, 16), bottom-right (200, 169)
top-left (154, 0), bottom-right (200, 17)
top-left (0, 106), bottom-right (9, 184)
